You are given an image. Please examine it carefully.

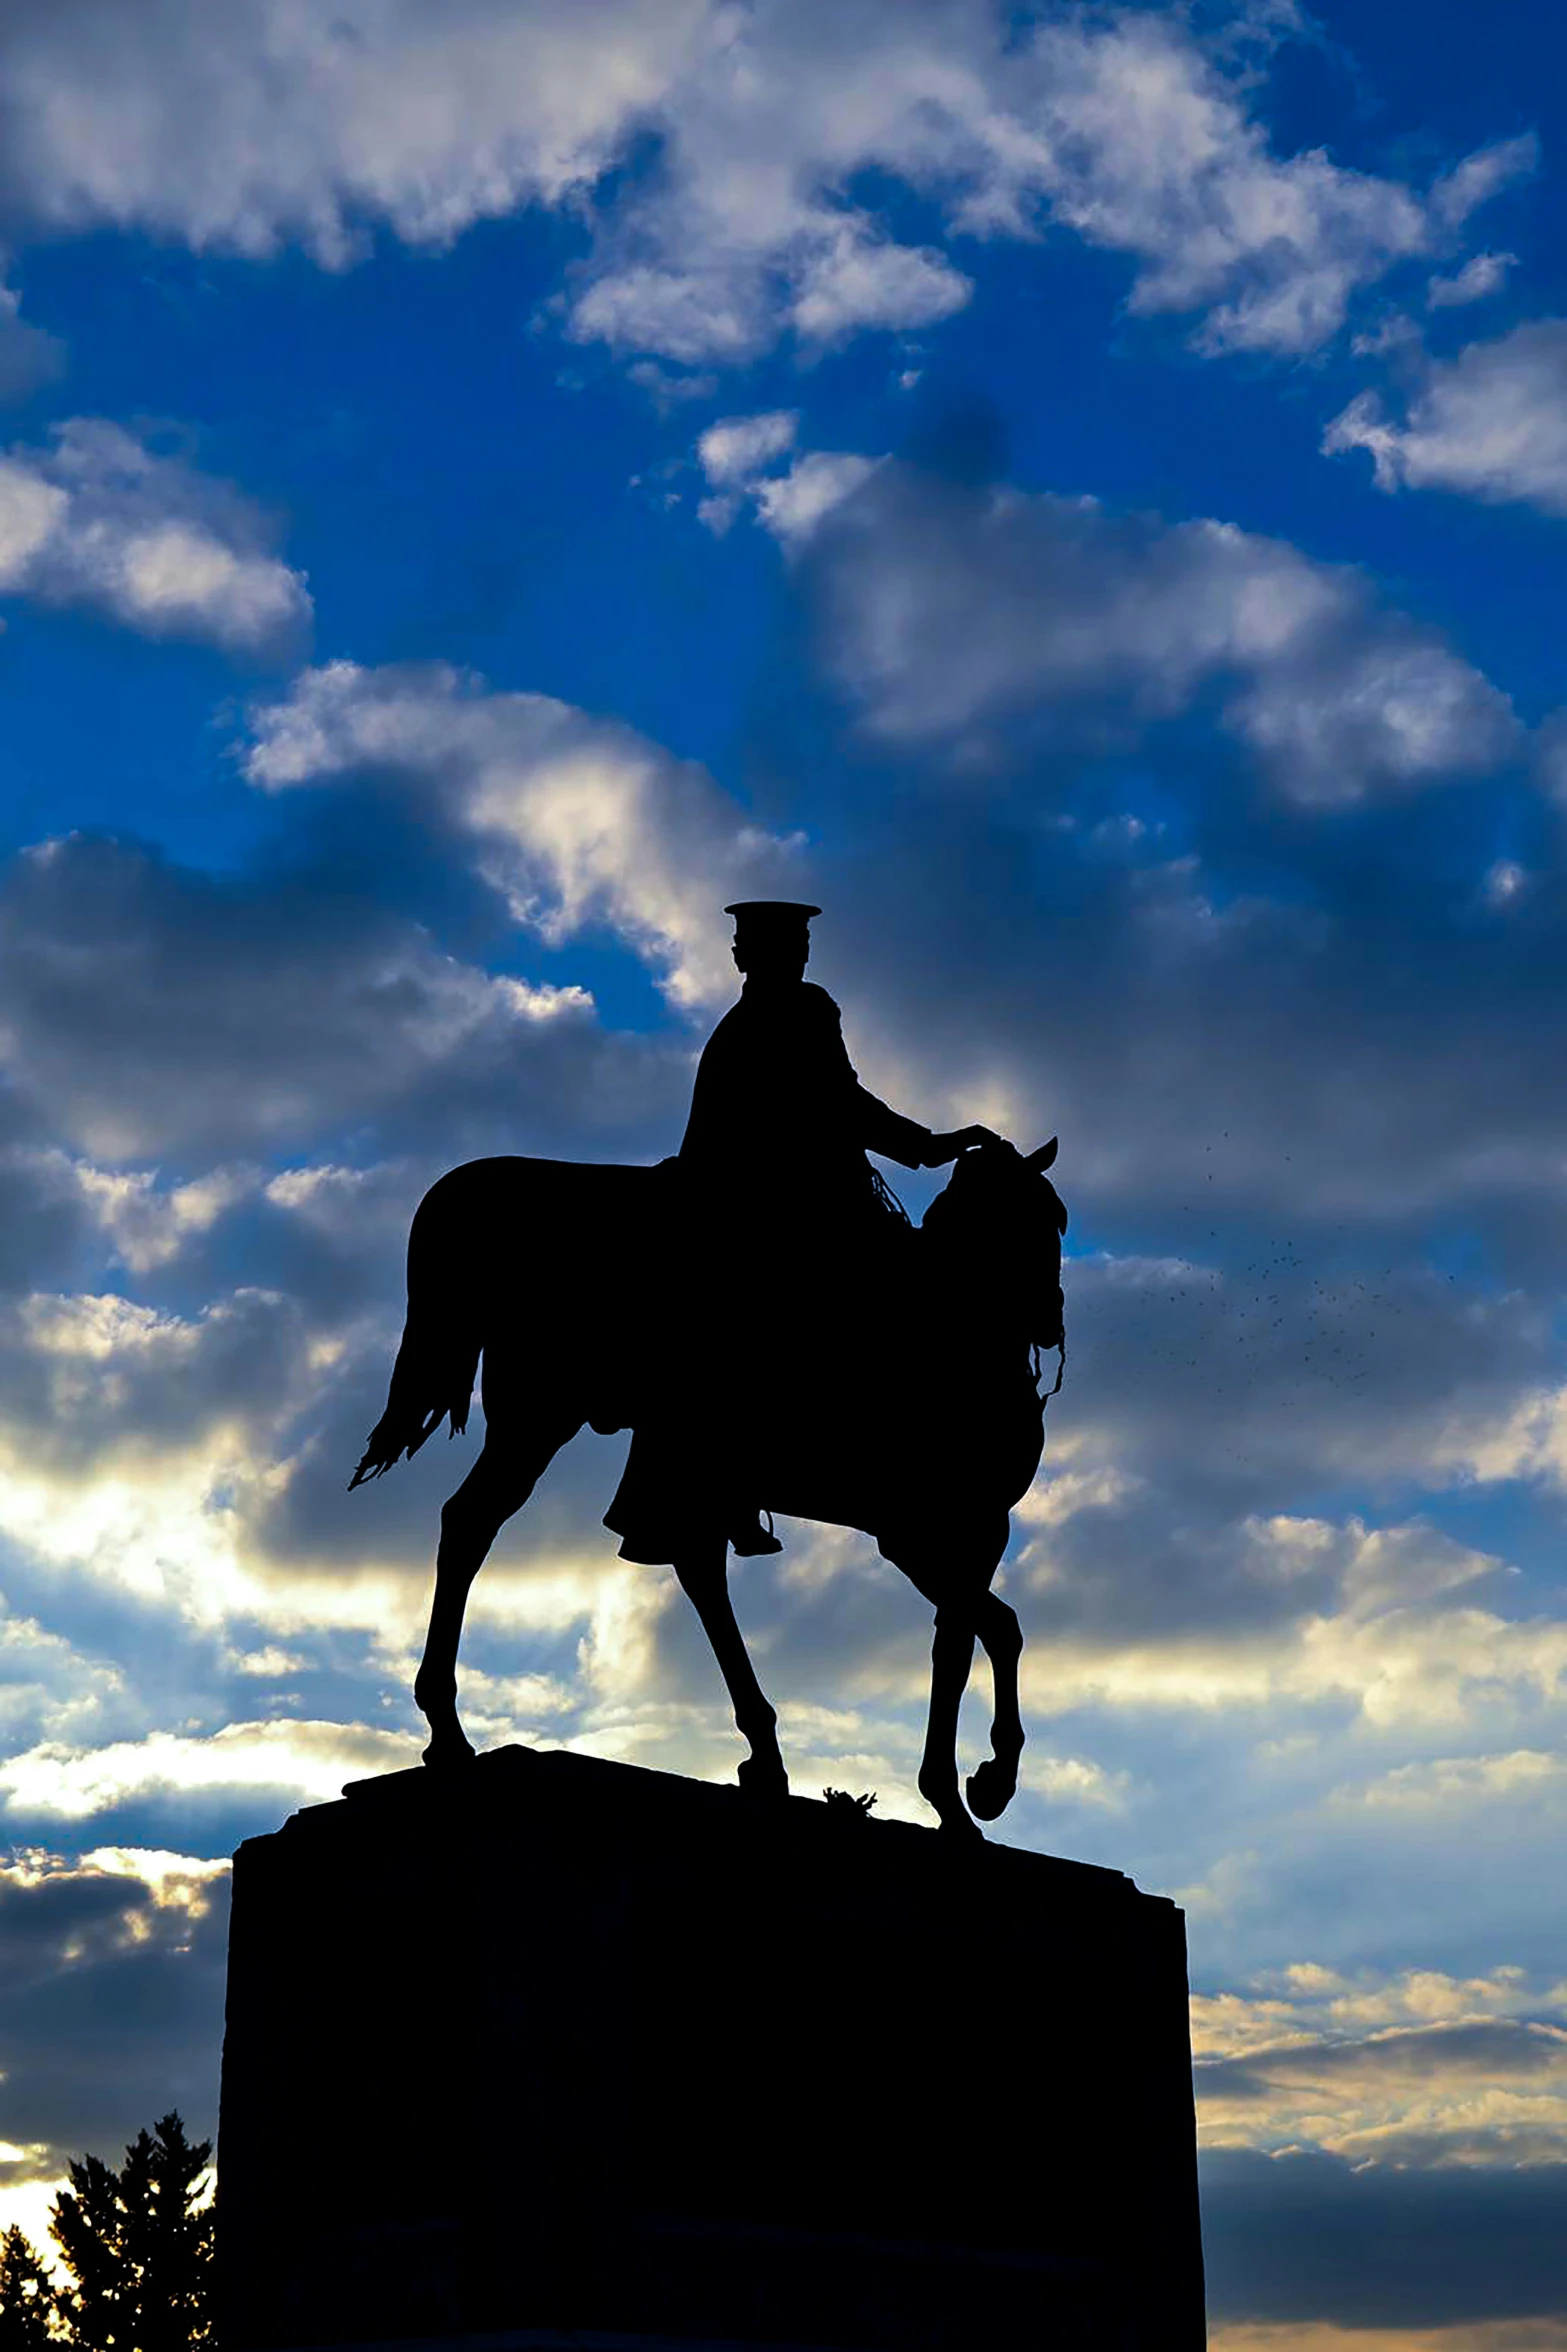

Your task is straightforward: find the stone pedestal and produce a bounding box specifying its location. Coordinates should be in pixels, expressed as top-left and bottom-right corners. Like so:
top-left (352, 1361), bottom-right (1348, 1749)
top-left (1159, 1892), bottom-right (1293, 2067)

top-left (219, 1747), bottom-right (1204, 2350)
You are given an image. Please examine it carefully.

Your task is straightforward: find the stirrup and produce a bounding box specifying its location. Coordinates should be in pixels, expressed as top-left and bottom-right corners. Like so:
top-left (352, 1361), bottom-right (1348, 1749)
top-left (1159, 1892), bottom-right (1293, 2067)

top-left (731, 1509), bottom-right (782, 1558)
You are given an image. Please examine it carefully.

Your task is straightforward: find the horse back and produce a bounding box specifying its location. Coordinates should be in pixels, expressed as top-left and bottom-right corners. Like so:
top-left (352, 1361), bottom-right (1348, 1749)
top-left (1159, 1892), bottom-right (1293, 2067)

top-left (407, 1154), bottom-right (669, 1320)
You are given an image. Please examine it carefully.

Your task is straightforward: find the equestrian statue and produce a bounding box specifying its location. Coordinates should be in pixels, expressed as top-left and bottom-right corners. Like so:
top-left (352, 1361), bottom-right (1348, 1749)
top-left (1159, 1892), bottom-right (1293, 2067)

top-left (351, 902), bottom-right (1067, 1840)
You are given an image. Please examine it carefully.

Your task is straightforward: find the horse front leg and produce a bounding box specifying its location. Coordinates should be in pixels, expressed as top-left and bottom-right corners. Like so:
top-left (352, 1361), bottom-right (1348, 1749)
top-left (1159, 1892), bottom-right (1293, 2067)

top-left (673, 1543), bottom-right (788, 1803)
top-left (965, 1591), bottom-right (1024, 1822)
top-left (917, 1598), bottom-right (985, 1842)
top-left (884, 1527), bottom-right (1004, 1839)
top-left (415, 1419), bottom-right (578, 1766)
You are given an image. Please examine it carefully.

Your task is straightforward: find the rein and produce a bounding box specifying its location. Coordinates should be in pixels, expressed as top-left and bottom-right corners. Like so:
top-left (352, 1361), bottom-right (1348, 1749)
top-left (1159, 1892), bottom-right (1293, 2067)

top-left (870, 1165), bottom-right (913, 1224)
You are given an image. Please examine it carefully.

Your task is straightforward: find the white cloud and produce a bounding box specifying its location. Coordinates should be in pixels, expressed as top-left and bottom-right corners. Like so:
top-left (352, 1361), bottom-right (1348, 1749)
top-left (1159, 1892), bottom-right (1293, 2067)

top-left (754, 450), bottom-right (880, 545)
top-left (244, 658), bottom-right (806, 1004)
top-left (996, 11), bottom-right (1428, 357)
top-left (695, 407), bottom-right (798, 531)
top-left (1427, 251), bottom-right (1515, 310)
top-left (693, 412), bottom-right (877, 542)
top-left (0, 1284), bottom-right (372, 1631)
top-left (261, 1161), bottom-right (421, 1256)
top-left (1432, 1381), bottom-right (1567, 1490)
top-left (0, 2), bottom-right (1524, 370)
top-left (0, 2178), bottom-right (68, 2276)
top-left (0, 0), bottom-right (710, 266)
top-left (1195, 1951), bottom-right (1567, 2171)
top-left (1326, 321), bottom-right (1567, 517)
top-left (1016, 1514), bottom-right (1567, 1730)
top-left (789, 459), bottom-right (1516, 803)
top-left (0, 419), bottom-right (309, 650)
top-left (0, 1720), bottom-right (420, 1818)
top-left (63, 1160), bottom-right (257, 1274)
top-left (696, 409), bottom-right (798, 486)
top-left (1334, 1751), bottom-right (1567, 1812)
top-left (75, 1846), bottom-right (229, 1906)
top-left (1428, 133), bottom-right (1539, 230)
top-left (1018, 1750), bottom-right (1127, 1808)
top-left (571, 5), bottom-right (1515, 367)
top-left (786, 219), bottom-right (969, 342)
top-left (566, 7), bottom-right (1526, 367)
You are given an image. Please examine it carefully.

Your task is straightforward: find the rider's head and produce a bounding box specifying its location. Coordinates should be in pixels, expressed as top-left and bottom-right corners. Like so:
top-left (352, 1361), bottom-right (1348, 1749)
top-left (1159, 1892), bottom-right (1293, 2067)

top-left (726, 900), bottom-right (819, 986)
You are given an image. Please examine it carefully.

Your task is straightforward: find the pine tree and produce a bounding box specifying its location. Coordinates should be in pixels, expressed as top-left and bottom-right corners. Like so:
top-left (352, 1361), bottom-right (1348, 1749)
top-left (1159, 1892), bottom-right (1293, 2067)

top-left (0, 2224), bottom-right (58, 2349)
top-left (51, 2113), bottom-right (215, 2350)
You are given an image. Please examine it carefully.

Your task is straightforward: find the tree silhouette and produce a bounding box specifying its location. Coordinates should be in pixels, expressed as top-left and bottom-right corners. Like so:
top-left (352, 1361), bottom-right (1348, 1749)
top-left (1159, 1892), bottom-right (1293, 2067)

top-left (51, 2113), bottom-right (215, 2351)
top-left (0, 2224), bottom-right (58, 2348)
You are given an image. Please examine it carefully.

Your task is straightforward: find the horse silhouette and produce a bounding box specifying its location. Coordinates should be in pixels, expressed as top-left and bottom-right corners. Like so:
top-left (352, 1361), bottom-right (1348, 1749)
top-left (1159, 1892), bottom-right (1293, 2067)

top-left (352, 1137), bottom-right (1066, 1837)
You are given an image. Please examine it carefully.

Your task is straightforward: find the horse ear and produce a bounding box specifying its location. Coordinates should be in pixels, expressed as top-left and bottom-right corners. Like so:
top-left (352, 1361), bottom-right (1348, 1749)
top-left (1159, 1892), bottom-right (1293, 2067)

top-left (1026, 1137), bottom-right (1059, 1170)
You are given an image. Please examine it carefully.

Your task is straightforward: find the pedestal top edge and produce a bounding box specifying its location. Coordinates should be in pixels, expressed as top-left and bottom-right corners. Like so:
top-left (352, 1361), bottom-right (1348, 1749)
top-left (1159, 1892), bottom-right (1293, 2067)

top-left (231, 1743), bottom-right (1177, 1908)
top-left (263, 2330), bottom-right (912, 2352)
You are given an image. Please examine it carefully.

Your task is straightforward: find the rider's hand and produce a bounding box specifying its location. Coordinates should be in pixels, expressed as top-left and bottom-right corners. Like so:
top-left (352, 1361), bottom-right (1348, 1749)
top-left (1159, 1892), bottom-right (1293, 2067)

top-left (925, 1124), bottom-right (1002, 1164)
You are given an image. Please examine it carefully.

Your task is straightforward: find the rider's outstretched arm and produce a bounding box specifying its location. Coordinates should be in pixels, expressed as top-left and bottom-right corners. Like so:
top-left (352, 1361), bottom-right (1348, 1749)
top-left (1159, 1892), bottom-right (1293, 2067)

top-left (828, 987), bottom-right (1001, 1168)
top-left (853, 1086), bottom-right (939, 1169)
top-left (853, 1095), bottom-right (999, 1169)
top-left (919, 1124), bottom-right (1002, 1165)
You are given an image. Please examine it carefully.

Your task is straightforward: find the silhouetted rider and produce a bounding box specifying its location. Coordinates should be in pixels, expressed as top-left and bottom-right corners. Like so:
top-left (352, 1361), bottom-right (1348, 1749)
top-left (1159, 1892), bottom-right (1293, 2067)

top-left (604, 901), bottom-right (994, 1565)
top-left (680, 900), bottom-right (992, 1222)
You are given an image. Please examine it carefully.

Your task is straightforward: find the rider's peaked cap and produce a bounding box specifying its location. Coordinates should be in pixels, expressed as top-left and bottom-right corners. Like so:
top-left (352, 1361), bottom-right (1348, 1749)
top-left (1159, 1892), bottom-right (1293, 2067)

top-left (724, 899), bottom-right (822, 928)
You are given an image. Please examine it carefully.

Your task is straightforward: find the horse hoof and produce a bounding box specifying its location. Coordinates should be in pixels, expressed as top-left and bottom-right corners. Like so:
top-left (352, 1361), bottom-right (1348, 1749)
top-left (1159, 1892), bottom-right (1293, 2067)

top-left (938, 1805), bottom-right (986, 1845)
top-left (919, 1772), bottom-right (985, 1842)
top-left (738, 1753), bottom-right (790, 1805)
top-left (965, 1759), bottom-right (1018, 1822)
top-left (422, 1732), bottom-right (477, 1769)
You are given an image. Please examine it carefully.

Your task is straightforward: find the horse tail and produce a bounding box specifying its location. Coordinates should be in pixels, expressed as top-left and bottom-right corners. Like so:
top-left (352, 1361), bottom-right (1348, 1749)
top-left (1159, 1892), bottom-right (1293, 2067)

top-left (349, 1175), bottom-right (484, 1489)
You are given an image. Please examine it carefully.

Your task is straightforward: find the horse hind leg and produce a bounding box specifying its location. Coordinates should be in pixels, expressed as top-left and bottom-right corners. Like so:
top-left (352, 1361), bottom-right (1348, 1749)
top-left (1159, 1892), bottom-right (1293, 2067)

top-left (965, 1591), bottom-right (1025, 1823)
top-left (415, 1418), bottom-right (578, 1766)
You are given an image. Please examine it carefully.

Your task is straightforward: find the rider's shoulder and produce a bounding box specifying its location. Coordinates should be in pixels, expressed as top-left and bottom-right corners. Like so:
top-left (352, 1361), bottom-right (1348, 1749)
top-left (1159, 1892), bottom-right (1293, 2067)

top-left (797, 981), bottom-right (843, 1021)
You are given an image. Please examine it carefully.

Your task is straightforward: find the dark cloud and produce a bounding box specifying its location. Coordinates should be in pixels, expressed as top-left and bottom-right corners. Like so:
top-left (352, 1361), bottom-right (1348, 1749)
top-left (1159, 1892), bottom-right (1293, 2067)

top-left (1055, 1253), bottom-right (1550, 1483)
top-left (0, 1860), bottom-right (226, 2173)
top-left (0, 831), bottom-right (687, 1164)
top-left (1202, 2148), bottom-right (1567, 2328)
top-left (0, 1286), bottom-right (319, 1473)
top-left (0, 283), bottom-right (62, 404)
top-left (715, 460), bottom-right (1567, 1293)
top-left (791, 766), bottom-right (1567, 1292)
top-left (1202, 2017), bottom-right (1567, 2099)
top-left (0, 1146), bottom-right (95, 1294)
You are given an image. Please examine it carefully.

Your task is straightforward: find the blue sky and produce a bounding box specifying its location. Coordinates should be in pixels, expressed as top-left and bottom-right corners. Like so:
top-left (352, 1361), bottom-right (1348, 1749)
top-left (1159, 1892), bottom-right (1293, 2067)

top-left (2, 2), bottom-right (1567, 2342)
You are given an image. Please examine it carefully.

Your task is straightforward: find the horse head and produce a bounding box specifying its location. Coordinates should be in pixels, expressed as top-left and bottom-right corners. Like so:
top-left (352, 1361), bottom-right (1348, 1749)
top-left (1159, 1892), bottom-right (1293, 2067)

top-left (920, 1137), bottom-right (1067, 1356)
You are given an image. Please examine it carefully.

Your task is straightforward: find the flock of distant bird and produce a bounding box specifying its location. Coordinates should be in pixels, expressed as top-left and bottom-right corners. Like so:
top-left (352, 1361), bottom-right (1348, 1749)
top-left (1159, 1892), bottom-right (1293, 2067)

top-left (1100, 1206), bottom-right (1407, 1410)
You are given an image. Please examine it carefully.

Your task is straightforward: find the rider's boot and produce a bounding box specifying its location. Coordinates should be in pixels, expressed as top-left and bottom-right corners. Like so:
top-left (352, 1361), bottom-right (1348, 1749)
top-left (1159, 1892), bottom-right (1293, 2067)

top-left (730, 1509), bottom-right (783, 1557)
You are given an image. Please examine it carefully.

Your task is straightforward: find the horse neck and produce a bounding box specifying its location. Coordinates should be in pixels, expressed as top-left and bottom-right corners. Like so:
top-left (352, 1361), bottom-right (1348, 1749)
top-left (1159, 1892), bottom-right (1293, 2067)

top-left (925, 1213), bottom-right (1038, 1364)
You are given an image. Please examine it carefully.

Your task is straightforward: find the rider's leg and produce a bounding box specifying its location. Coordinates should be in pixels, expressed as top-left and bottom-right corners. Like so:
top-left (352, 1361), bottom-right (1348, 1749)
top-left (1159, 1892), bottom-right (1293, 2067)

top-left (673, 1543), bottom-right (788, 1800)
top-left (966, 1590), bottom-right (1025, 1821)
top-left (416, 1419), bottom-right (579, 1764)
